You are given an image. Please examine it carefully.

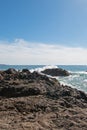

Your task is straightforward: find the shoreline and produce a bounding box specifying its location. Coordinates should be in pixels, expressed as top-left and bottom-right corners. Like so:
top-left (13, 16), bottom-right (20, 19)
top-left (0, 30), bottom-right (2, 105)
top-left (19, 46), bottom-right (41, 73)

top-left (0, 68), bottom-right (87, 129)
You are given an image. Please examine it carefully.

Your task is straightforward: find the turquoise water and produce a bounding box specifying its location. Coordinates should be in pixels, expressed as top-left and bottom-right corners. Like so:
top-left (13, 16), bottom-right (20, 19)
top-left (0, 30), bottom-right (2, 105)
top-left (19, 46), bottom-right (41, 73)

top-left (0, 65), bottom-right (87, 71)
top-left (57, 65), bottom-right (87, 92)
top-left (0, 65), bottom-right (44, 70)
top-left (0, 65), bottom-right (87, 92)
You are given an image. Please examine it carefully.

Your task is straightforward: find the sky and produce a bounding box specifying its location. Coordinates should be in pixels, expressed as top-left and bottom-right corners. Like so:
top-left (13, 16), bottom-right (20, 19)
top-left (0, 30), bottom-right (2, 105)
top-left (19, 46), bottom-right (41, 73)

top-left (0, 0), bottom-right (87, 65)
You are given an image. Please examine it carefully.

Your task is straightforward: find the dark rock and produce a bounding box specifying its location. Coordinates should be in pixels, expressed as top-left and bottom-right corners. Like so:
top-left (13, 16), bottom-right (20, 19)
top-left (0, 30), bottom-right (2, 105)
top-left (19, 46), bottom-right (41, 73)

top-left (4, 68), bottom-right (17, 74)
top-left (60, 90), bottom-right (71, 97)
top-left (22, 69), bottom-right (30, 73)
top-left (18, 72), bottom-right (29, 79)
top-left (0, 69), bottom-right (87, 130)
top-left (76, 90), bottom-right (87, 101)
top-left (41, 68), bottom-right (70, 76)
top-left (0, 86), bottom-right (41, 98)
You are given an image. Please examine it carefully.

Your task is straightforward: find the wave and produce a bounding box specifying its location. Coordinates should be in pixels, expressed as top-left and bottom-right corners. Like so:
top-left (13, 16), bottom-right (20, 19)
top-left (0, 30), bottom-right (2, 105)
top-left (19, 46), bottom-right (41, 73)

top-left (30, 65), bottom-right (58, 73)
top-left (70, 71), bottom-right (87, 75)
top-left (83, 79), bottom-right (87, 83)
top-left (29, 65), bottom-right (87, 93)
top-left (59, 81), bottom-right (72, 86)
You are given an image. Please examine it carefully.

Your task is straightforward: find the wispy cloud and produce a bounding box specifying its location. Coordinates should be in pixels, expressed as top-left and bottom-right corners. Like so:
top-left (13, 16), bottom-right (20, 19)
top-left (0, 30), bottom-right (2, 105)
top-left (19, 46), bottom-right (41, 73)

top-left (0, 39), bottom-right (87, 65)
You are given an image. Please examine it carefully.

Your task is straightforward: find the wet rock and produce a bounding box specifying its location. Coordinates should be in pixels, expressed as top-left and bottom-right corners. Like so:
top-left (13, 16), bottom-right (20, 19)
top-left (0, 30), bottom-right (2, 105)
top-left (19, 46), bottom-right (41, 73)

top-left (41, 68), bottom-right (70, 76)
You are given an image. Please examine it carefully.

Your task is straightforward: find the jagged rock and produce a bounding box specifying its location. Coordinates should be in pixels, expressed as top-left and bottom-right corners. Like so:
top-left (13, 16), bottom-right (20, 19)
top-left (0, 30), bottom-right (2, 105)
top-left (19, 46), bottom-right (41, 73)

top-left (0, 69), bottom-right (87, 130)
top-left (4, 68), bottom-right (17, 74)
top-left (41, 68), bottom-right (70, 76)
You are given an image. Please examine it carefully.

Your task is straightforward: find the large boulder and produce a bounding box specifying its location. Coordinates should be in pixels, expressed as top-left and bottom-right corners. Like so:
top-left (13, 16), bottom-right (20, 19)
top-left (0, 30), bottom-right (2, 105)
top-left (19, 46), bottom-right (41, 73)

top-left (41, 68), bottom-right (70, 76)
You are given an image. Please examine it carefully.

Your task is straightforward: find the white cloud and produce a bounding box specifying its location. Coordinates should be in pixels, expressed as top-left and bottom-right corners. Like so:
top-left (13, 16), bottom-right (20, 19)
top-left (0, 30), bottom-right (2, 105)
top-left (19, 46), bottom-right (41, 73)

top-left (0, 39), bottom-right (87, 65)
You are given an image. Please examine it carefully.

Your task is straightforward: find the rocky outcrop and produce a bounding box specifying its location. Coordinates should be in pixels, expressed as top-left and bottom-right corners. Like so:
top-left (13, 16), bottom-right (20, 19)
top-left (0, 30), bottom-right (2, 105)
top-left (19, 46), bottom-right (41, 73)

top-left (0, 68), bottom-right (87, 130)
top-left (22, 68), bottom-right (30, 73)
top-left (4, 68), bottom-right (17, 74)
top-left (41, 68), bottom-right (70, 76)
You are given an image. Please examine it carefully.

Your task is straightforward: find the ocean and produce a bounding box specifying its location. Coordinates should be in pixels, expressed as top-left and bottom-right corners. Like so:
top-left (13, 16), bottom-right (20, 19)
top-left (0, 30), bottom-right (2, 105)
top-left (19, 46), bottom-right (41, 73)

top-left (0, 65), bottom-right (87, 93)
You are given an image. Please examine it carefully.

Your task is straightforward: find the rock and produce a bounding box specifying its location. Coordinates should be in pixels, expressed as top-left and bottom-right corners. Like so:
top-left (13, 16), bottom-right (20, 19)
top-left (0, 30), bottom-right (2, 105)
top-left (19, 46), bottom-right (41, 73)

top-left (4, 68), bottom-right (17, 74)
top-left (0, 74), bottom-right (3, 80)
top-left (22, 69), bottom-right (30, 73)
top-left (0, 86), bottom-right (41, 98)
top-left (41, 68), bottom-right (70, 76)
top-left (0, 69), bottom-right (86, 130)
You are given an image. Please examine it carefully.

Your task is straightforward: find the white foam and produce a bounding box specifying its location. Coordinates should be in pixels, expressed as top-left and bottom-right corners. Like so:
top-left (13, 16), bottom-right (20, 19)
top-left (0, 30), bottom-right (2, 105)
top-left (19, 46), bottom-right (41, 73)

top-left (72, 71), bottom-right (87, 75)
top-left (67, 75), bottom-right (80, 81)
top-left (30, 65), bottom-right (58, 73)
top-left (58, 80), bottom-right (74, 87)
top-left (83, 79), bottom-right (87, 83)
top-left (30, 66), bottom-right (87, 93)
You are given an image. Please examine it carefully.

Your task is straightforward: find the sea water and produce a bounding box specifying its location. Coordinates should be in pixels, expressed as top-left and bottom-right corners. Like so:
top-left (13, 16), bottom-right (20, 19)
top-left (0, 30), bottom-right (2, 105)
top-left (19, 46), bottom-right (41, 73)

top-left (0, 65), bottom-right (87, 93)
top-left (57, 65), bottom-right (87, 93)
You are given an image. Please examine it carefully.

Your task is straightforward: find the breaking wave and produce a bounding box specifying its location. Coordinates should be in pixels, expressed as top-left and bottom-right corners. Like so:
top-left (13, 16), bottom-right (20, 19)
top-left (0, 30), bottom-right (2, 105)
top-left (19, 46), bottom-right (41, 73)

top-left (0, 64), bottom-right (87, 93)
top-left (57, 71), bottom-right (87, 93)
top-left (30, 65), bottom-right (58, 73)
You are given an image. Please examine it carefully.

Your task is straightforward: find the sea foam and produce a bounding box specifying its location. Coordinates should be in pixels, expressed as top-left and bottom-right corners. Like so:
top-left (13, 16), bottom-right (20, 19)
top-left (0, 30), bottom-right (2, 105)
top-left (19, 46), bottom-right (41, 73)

top-left (30, 65), bottom-right (58, 73)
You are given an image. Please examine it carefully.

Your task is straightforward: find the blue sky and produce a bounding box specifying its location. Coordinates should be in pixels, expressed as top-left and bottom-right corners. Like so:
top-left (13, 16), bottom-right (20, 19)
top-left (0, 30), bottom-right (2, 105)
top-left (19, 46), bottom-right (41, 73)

top-left (0, 0), bottom-right (87, 64)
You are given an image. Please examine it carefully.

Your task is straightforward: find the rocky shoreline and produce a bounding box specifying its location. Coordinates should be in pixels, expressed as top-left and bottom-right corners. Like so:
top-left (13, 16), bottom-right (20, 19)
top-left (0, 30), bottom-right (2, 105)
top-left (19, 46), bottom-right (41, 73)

top-left (0, 68), bottom-right (87, 130)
